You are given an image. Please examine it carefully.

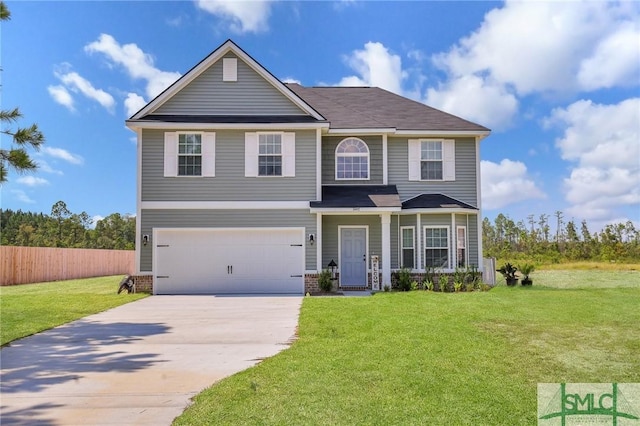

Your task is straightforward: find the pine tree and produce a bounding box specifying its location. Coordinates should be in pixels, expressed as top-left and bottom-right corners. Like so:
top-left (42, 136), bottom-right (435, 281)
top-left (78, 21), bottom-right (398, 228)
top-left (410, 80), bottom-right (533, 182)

top-left (0, 2), bottom-right (45, 183)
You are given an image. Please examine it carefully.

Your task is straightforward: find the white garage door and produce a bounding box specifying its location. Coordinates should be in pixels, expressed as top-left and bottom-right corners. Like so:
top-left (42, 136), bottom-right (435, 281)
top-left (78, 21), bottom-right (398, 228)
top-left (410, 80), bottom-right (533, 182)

top-left (154, 228), bottom-right (304, 295)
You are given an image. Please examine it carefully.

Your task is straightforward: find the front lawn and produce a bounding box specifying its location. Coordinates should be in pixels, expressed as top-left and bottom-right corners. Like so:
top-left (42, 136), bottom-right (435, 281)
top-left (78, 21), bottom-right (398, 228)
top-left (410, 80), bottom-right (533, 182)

top-left (0, 276), bottom-right (147, 346)
top-left (175, 275), bottom-right (640, 425)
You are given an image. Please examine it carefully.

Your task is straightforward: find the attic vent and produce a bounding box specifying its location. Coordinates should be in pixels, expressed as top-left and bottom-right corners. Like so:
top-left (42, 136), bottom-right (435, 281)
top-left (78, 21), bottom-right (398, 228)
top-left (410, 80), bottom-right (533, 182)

top-left (223, 58), bottom-right (237, 82)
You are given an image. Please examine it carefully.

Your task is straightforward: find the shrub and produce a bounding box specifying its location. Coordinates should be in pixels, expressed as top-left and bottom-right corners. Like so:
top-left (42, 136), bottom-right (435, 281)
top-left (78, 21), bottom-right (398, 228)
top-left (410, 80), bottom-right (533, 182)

top-left (438, 274), bottom-right (449, 292)
top-left (318, 269), bottom-right (333, 292)
top-left (497, 263), bottom-right (518, 286)
top-left (397, 268), bottom-right (412, 292)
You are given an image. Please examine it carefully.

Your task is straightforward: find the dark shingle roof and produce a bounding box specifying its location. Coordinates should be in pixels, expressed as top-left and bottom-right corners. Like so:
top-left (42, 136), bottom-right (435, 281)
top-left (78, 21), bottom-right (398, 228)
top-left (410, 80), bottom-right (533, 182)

top-left (286, 83), bottom-right (489, 132)
top-left (402, 194), bottom-right (477, 210)
top-left (311, 185), bottom-right (401, 208)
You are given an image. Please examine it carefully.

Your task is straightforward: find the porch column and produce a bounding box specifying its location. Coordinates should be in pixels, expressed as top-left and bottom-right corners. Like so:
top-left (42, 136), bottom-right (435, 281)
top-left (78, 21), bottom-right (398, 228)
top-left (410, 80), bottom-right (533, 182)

top-left (316, 213), bottom-right (323, 271)
top-left (380, 212), bottom-right (391, 288)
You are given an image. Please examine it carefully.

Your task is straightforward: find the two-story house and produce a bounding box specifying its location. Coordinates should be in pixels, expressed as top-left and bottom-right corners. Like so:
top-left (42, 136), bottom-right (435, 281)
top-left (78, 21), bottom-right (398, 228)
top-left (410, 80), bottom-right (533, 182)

top-left (125, 40), bottom-right (490, 295)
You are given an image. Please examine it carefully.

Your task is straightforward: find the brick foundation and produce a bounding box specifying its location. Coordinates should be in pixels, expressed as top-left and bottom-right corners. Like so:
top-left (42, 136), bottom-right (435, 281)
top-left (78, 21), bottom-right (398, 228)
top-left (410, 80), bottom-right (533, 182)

top-left (131, 275), bottom-right (153, 293)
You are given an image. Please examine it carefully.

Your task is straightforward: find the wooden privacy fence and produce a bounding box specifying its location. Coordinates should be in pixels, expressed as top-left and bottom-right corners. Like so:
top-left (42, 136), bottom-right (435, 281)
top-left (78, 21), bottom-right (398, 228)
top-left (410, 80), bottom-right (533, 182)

top-left (0, 246), bottom-right (135, 286)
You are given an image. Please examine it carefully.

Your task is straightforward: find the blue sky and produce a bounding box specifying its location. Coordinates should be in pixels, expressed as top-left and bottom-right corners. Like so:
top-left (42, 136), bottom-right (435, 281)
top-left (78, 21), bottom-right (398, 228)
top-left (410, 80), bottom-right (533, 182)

top-left (2, 0), bottom-right (638, 231)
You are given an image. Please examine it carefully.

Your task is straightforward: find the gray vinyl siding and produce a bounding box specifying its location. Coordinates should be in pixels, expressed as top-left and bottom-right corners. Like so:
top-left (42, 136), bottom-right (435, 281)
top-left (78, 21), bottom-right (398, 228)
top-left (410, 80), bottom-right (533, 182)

top-left (388, 137), bottom-right (478, 206)
top-left (322, 136), bottom-right (383, 184)
top-left (321, 215), bottom-right (381, 271)
top-left (154, 53), bottom-right (307, 116)
top-left (390, 215), bottom-right (399, 269)
top-left (141, 129), bottom-right (316, 201)
top-left (140, 209), bottom-right (316, 271)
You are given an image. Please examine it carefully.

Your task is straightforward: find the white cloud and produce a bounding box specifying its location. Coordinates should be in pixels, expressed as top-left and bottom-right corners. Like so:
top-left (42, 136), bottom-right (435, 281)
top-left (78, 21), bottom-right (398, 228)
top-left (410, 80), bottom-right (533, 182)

top-left (425, 75), bottom-right (517, 131)
top-left (577, 21), bottom-right (640, 91)
top-left (433, 1), bottom-right (638, 95)
top-left (85, 34), bottom-right (181, 100)
top-left (91, 215), bottom-right (104, 228)
top-left (195, 0), bottom-right (273, 33)
top-left (481, 159), bottom-right (546, 210)
top-left (339, 42), bottom-right (405, 94)
top-left (54, 70), bottom-right (115, 112)
top-left (547, 98), bottom-right (640, 221)
top-left (35, 159), bottom-right (63, 175)
top-left (16, 176), bottom-right (49, 187)
top-left (42, 146), bottom-right (84, 165)
top-left (423, 1), bottom-right (639, 130)
top-left (282, 77), bottom-right (301, 85)
top-left (47, 85), bottom-right (75, 111)
top-left (11, 189), bottom-right (36, 204)
top-left (36, 159), bottom-right (64, 175)
top-left (124, 93), bottom-right (147, 117)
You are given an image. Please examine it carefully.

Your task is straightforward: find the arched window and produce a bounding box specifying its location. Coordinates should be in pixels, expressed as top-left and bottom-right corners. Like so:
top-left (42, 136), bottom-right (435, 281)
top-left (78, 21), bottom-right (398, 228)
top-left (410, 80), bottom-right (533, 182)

top-left (335, 137), bottom-right (370, 180)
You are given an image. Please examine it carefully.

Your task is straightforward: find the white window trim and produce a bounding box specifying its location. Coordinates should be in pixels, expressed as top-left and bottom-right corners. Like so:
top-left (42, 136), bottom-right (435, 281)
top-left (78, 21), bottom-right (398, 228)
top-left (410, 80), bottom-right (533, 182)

top-left (164, 131), bottom-right (215, 178)
top-left (408, 138), bottom-right (455, 182)
top-left (456, 226), bottom-right (468, 268)
top-left (423, 225), bottom-right (450, 270)
top-left (245, 131), bottom-right (295, 178)
top-left (400, 226), bottom-right (415, 269)
top-left (335, 137), bottom-right (370, 181)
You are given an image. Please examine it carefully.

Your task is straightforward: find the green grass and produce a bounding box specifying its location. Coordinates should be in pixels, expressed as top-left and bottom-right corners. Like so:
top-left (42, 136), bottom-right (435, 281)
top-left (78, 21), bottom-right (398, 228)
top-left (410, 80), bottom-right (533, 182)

top-left (0, 276), bottom-right (147, 345)
top-left (174, 271), bottom-right (640, 425)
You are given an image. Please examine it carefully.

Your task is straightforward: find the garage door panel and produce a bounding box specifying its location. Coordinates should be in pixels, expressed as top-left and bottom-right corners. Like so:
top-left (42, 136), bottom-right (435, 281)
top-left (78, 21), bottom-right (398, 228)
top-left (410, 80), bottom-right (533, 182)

top-left (155, 228), bottom-right (304, 295)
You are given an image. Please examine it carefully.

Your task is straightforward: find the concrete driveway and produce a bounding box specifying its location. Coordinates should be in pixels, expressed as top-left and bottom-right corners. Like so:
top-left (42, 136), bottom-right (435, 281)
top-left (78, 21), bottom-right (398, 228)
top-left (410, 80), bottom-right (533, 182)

top-left (0, 295), bottom-right (302, 425)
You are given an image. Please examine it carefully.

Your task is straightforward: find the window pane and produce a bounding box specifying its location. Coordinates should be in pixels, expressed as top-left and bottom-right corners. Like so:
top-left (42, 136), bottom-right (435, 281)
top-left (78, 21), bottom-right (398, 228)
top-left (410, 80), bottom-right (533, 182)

top-left (178, 155), bottom-right (202, 176)
top-left (457, 249), bottom-right (466, 267)
top-left (259, 155), bottom-right (282, 176)
top-left (402, 228), bottom-right (414, 247)
top-left (337, 138), bottom-right (368, 154)
top-left (457, 228), bottom-right (466, 248)
top-left (425, 228), bottom-right (448, 248)
top-left (421, 141), bottom-right (442, 160)
top-left (259, 134), bottom-right (281, 155)
top-left (421, 161), bottom-right (443, 180)
top-left (402, 249), bottom-right (414, 269)
top-left (425, 249), bottom-right (448, 268)
top-left (337, 155), bottom-right (368, 179)
top-left (179, 133), bottom-right (201, 154)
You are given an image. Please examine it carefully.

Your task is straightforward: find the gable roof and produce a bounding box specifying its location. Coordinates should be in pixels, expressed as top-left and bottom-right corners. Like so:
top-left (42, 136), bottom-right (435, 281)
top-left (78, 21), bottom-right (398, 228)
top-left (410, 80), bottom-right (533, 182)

top-left (129, 40), bottom-right (325, 121)
top-left (401, 193), bottom-right (477, 210)
top-left (286, 84), bottom-right (490, 133)
top-left (127, 40), bottom-right (489, 135)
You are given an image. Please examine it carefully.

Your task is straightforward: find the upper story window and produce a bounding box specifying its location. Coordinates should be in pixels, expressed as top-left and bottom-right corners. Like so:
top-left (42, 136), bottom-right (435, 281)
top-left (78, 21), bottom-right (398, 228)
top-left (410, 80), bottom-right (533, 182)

top-left (245, 132), bottom-right (296, 178)
top-left (408, 139), bottom-right (456, 182)
top-left (421, 140), bottom-right (442, 180)
top-left (258, 133), bottom-right (282, 176)
top-left (336, 137), bottom-right (369, 180)
top-left (178, 133), bottom-right (202, 176)
top-left (164, 131), bottom-right (215, 178)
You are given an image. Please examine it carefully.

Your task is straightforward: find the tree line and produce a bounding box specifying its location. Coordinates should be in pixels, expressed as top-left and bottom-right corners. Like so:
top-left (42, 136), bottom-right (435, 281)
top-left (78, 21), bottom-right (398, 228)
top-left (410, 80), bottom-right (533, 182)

top-left (483, 212), bottom-right (640, 264)
top-left (1, 201), bottom-right (135, 250)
